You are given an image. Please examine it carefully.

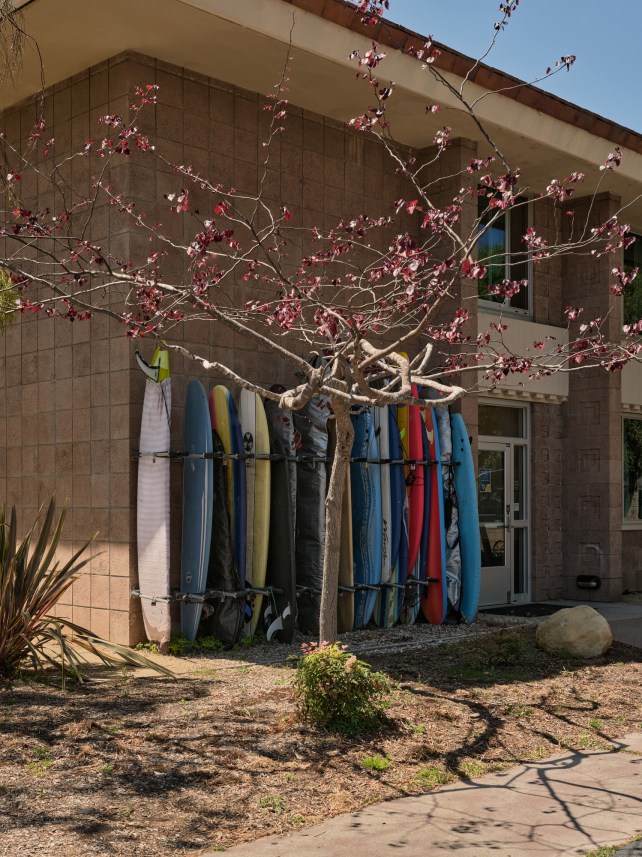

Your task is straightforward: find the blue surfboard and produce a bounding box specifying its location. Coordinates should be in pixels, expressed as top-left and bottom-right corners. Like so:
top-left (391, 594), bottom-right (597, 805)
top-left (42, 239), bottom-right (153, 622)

top-left (181, 379), bottom-right (214, 641)
top-left (375, 405), bottom-right (405, 627)
top-left (351, 408), bottom-right (383, 629)
top-left (451, 413), bottom-right (481, 623)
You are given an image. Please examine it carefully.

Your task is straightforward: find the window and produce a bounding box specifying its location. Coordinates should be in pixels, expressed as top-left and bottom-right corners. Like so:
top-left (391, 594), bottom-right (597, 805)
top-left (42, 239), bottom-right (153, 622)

top-left (623, 234), bottom-right (642, 327)
top-left (477, 196), bottom-right (530, 313)
top-left (478, 403), bottom-right (526, 438)
top-left (623, 417), bottom-right (642, 523)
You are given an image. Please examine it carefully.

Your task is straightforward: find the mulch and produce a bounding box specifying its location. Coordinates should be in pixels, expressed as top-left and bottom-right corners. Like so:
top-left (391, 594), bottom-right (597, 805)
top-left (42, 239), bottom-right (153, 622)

top-left (1, 626), bottom-right (641, 856)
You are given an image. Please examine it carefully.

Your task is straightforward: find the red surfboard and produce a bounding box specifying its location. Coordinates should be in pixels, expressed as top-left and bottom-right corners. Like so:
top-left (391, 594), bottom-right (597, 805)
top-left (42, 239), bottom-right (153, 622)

top-left (406, 384), bottom-right (425, 572)
top-left (421, 406), bottom-right (447, 624)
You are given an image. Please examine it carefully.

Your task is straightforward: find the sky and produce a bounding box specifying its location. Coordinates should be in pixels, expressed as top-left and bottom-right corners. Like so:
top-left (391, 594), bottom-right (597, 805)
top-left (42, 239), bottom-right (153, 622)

top-left (385, 1), bottom-right (642, 133)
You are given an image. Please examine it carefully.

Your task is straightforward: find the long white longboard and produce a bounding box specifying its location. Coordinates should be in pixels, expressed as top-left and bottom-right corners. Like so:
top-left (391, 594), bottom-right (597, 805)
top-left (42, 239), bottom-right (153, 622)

top-left (136, 349), bottom-right (172, 647)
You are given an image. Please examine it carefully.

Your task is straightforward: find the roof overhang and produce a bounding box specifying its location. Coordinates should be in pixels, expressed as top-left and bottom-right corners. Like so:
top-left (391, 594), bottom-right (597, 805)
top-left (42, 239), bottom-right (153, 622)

top-left (3, 0), bottom-right (642, 223)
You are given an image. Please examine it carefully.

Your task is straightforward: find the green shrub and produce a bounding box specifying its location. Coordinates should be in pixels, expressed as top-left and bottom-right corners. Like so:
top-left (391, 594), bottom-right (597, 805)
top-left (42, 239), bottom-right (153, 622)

top-left (294, 642), bottom-right (391, 734)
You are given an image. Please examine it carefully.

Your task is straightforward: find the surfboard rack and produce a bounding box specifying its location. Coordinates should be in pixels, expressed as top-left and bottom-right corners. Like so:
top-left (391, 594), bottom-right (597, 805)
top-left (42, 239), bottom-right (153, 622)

top-left (131, 586), bottom-right (285, 604)
top-left (132, 450), bottom-right (447, 466)
top-left (133, 582), bottom-right (434, 603)
top-left (132, 574), bottom-right (442, 605)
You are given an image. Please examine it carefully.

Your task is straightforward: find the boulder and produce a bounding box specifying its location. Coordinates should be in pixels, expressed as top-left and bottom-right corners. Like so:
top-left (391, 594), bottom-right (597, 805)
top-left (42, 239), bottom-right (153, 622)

top-left (535, 605), bottom-right (612, 659)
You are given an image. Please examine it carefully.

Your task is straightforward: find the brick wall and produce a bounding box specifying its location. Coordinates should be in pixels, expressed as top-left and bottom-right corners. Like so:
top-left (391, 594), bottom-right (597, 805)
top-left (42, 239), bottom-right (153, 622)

top-left (532, 197), bottom-right (564, 326)
top-left (530, 403), bottom-right (563, 600)
top-left (560, 192), bottom-right (623, 600)
top-left (622, 530), bottom-right (642, 592)
top-left (0, 51), bottom-right (425, 643)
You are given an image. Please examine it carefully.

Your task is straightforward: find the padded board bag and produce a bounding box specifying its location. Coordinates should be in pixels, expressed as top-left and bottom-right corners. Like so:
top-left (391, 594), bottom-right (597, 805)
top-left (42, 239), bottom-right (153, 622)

top-left (294, 396), bottom-right (330, 636)
top-left (200, 429), bottom-right (244, 647)
top-left (263, 398), bottom-right (298, 643)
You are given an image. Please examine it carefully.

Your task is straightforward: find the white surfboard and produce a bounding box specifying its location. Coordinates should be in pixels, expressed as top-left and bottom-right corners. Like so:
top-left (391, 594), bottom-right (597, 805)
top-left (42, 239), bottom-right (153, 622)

top-left (434, 405), bottom-right (462, 613)
top-left (136, 349), bottom-right (172, 648)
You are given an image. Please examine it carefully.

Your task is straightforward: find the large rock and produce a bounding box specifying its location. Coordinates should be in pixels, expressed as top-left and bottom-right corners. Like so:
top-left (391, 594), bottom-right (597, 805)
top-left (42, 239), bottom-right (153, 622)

top-left (536, 605), bottom-right (612, 659)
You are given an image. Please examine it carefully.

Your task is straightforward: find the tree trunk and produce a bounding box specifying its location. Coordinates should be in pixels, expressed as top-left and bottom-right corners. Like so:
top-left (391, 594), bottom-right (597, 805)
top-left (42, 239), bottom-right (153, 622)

top-left (319, 396), bottom-right (354, 643)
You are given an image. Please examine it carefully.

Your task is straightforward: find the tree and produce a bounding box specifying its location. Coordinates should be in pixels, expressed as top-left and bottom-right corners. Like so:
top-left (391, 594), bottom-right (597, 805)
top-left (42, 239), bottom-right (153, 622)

top-left (0, 0), bottom-right (639, 642)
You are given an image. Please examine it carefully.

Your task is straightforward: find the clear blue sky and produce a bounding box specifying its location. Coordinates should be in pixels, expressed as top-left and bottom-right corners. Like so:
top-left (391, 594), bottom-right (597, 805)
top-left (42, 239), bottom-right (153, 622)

top-left (386, 1), bottom-right (642, 133)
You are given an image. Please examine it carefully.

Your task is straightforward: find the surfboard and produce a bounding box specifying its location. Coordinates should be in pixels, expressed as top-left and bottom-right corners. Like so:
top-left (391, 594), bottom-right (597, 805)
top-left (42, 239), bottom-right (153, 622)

top-left (377, 405), bottom-right (407, 626)
top-left (434, 404), bottom-right (462, 616)
top-left (338, 465), bottom-right (354, 633)
top-left (210, 386), bottom-right (235, 547)
top-left (328, 417), bottom-right (354, 634)
top-left (240, 390), bottom-right (271, 636)
top-left (451, 413), bottom-right (481, 623)
top-left (210, 386), bottom-right (247, 587)
top-left (136, 348), bottom-right (171, 648)
top-left (374, 406), bottom-right (394, 627)
top-left (294, 396), bottom-right (329, 636)
top-left (181, 379), bottom-right (214, 641)
top-left (263, 397), bottom-right (297, 643)
top-left (421, 406), bottom-right (447, 625)
top-left (229, 394), bottom-right (247, 589)
top-left (351, 408), bottom-right (383, 629)
top-left (407, 385), bottom-right (425, 572)
top-left (201, 428), bottom-right (244, 647)
top-left (400, 412), bottom-right (430, 624)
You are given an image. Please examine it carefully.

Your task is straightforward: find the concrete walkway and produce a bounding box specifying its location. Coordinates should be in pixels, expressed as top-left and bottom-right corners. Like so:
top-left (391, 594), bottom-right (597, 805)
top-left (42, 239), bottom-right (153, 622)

top-left (217, 735), bottom-right (642, 857)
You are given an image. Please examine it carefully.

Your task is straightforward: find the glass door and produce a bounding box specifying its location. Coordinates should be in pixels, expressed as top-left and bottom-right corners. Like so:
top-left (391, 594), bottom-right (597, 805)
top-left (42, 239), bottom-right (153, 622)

top-left (478, 443), bottom-right (512, 606)
top-left (478, 439), bottom-right (530, 606)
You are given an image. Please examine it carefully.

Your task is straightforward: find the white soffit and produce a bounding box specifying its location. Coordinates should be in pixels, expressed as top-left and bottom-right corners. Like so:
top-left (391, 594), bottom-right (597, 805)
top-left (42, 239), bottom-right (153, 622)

top-left (477, 310), bottom-right (569, 402)
top-left (3, 0), bottom-right (642, 220)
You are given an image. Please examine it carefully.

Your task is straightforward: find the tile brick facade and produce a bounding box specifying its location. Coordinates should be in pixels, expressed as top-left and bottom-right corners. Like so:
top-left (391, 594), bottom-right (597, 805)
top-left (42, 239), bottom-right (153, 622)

top-left (1, 50), bottom-right (639, 644)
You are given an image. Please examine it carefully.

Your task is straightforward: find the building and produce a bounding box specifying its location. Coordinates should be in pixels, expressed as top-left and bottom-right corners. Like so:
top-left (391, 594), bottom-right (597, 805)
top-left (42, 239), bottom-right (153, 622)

top-left (1, 0), bottom-right (642, 644)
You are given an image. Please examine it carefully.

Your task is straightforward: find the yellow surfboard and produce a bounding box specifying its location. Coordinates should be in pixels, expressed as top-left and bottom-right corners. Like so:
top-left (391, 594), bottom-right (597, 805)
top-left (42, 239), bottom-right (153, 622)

top-left (240, 390), bottom-right (271, 635)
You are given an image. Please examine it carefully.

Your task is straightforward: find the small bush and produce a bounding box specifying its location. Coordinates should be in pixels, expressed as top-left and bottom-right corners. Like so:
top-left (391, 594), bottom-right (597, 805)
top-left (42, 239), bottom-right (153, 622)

top-left (294, 642), bottom-right (391, 734)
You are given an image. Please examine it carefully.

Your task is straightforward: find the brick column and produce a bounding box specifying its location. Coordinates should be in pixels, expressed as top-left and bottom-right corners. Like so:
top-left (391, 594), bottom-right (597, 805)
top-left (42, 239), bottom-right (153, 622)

top-left (415, 138), bottom-right (480, 449)
top-left (561, 192), bottom-right (623, 600)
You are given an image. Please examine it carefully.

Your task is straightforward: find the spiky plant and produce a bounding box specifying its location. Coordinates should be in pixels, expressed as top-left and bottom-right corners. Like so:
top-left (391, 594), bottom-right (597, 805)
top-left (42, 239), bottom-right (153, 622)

top-left (0, 499), bottom-right (172, 680)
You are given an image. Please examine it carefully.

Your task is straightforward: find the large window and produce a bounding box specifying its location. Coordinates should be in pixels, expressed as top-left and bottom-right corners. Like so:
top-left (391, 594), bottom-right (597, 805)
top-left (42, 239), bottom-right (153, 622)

top-left (477, 196), bottom-right (530, 313)
top-left (623, 416), bottom-right (642, 523)
top-left (623, 234), bottom-right (642, 327)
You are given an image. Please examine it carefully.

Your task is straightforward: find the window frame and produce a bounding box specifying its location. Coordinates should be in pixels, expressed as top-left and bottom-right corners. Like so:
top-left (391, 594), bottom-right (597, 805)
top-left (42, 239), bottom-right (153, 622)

top-left (476, 196), bottom-right (533, 319)
top-left (623, 232), bottom-right (642, 329)
top-left (622, 414), bottom-right (642, 529)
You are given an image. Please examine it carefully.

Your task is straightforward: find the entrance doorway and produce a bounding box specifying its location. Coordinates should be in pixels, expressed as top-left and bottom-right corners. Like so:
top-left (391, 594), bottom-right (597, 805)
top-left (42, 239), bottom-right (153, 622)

top-left (478, 404), bottom-right (529, 606)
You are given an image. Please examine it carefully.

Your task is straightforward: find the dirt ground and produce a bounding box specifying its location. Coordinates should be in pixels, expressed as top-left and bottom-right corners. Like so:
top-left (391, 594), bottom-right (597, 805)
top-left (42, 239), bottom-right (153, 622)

top-left (1, 623), bottom-right (641, 857)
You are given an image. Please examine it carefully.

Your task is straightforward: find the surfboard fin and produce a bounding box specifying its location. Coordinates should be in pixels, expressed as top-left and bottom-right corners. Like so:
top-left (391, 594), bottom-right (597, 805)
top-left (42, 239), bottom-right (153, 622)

top-left (136, 348), bottom-right (170, 382)
top-left (135, 350), bottom-right (160, 382)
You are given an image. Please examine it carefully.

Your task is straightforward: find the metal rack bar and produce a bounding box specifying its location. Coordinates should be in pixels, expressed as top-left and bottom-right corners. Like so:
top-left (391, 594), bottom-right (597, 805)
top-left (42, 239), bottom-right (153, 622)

top-left (131, 578), bottom-right (442, 604)
top-left (132, 451), bottom-right (446, 466)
